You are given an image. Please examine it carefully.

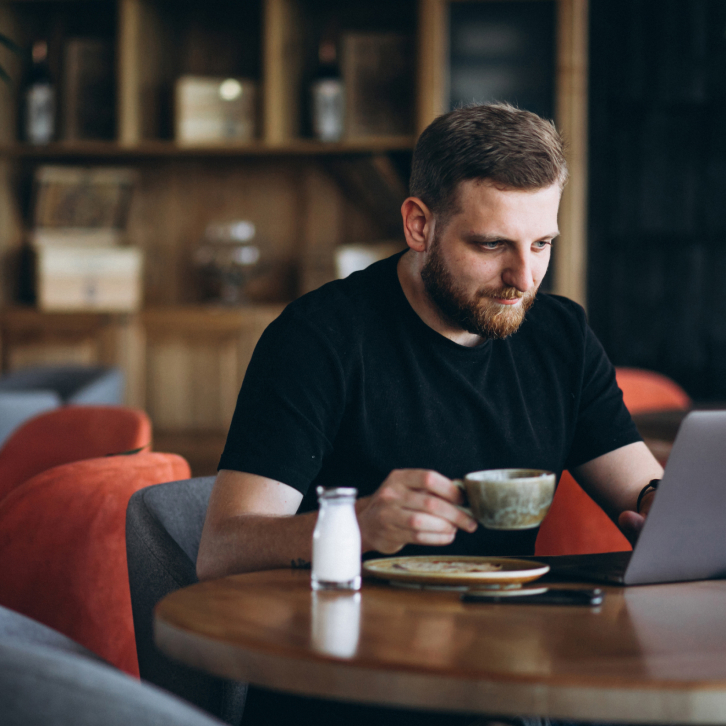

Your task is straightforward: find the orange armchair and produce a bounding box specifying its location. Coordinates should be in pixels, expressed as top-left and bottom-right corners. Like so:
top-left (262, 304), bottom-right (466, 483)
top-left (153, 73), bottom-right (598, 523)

top-left (0, 405), bottom-right (152, 503)
top-left (535, 367), bottom-right (691, 556)
top-left (0, 451), bottom-right (190, 676)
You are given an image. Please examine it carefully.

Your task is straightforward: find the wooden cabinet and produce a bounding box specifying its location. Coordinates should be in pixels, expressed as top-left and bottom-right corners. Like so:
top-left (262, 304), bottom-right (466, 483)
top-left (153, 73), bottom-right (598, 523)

top-left (0, 0), bottom-right (588, 472)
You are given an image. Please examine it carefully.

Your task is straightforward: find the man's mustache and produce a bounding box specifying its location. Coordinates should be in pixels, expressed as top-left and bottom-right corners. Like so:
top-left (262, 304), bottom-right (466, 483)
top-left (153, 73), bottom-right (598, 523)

top-left (478, 286), bottom-right (526, 301)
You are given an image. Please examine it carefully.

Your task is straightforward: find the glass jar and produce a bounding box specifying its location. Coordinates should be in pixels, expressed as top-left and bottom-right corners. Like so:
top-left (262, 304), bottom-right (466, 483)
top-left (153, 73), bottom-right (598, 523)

top-left (311, 486), bottom-right (361, 591)
top-left (193, 220), bottom-right (262, 304)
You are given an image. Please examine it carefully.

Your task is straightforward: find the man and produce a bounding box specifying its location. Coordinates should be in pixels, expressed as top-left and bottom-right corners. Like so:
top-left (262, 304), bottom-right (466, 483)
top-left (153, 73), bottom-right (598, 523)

top-left (197, 103), bottom-right (662, 582)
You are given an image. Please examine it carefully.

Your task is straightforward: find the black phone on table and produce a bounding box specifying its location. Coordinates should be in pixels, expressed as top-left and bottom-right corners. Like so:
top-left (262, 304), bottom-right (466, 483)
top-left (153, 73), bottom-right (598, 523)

top-left (461, 588), bottom-right (603, 606)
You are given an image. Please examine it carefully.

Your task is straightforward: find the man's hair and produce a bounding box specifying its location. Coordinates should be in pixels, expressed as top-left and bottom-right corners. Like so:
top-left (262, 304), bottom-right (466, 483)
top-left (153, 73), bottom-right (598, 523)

top-left (409, 102), bottom-right (568, 222)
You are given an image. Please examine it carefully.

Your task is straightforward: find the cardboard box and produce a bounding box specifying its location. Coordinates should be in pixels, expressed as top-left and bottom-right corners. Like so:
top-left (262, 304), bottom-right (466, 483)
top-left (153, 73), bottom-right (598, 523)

top-left (33, 166), bottom-right (136, 229)
top-left (175, 76), bottom-right (257, 144)
top-left (35, 245), bottom-right (143, 312)
top-left (30, 228), bottom-right (122, 247)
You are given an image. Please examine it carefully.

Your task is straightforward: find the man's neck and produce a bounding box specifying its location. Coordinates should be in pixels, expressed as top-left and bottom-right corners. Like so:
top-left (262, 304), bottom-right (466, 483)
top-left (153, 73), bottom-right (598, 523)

top-left (396, 250), bottom-right (484, 348)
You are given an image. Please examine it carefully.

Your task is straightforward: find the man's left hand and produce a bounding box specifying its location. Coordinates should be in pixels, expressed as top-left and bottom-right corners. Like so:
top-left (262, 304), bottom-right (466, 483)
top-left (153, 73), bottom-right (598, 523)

top-left (617, 488), bottom-right (656, 547)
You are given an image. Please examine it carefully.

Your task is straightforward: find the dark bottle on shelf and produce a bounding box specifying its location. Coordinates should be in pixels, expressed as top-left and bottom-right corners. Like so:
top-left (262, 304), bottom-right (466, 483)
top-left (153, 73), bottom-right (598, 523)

top-left (311, 39), bottom-right (344, 142)
top-left (24, 40), bottom-right (55, 144)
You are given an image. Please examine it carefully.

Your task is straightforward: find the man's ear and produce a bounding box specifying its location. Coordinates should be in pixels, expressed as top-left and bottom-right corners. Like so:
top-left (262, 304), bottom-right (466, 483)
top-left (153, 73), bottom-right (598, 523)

top-left (401, 197), bottom-right (434, 253)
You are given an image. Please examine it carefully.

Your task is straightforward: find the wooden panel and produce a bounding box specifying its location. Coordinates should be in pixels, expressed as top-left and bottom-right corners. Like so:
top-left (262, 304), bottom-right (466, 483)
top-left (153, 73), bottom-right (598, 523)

top-left (298, 165), bottom-right (344, 295)
top-left (153, 430), bottom-right (227, 477)
top-left (98, 314), bottom-right (146, 408)
top-left (127, 159), bottom-right (305, 305)
top-left (118, 0), bottom-right (174, 144)
top-left (7, 340), bottom-right (98, 370)
top-left (143, 305), bottom-right (283, 431)
top-left (0, 309), bottom-right (144, 406)
top-left (553, 0), bottom-right (588, 308)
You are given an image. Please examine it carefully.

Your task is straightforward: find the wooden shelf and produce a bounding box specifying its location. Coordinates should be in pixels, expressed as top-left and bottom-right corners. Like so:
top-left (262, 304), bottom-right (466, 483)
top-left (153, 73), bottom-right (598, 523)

top-left (0, 137), bottom-right (415, 160)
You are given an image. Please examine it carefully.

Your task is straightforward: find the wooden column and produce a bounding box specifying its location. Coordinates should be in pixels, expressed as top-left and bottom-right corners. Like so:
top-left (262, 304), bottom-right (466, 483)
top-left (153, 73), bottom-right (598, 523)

top-left (263, 0), bottom-right (303, 145)
top-left (416, 0), bottom-right (449, 134)
top-left (554, 0), bottom-right (589, 308)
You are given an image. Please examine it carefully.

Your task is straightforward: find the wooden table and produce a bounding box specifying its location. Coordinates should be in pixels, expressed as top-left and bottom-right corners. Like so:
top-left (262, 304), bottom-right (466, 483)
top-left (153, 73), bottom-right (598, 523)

top-left (155, 569), bottom-right (726, 723)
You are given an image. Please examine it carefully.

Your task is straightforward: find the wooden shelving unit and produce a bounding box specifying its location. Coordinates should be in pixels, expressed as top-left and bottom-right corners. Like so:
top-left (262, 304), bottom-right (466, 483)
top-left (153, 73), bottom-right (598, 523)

top-left (0, 137), bottom-right (416, 159)
top-left (0, 0), bottom-right (588, 474)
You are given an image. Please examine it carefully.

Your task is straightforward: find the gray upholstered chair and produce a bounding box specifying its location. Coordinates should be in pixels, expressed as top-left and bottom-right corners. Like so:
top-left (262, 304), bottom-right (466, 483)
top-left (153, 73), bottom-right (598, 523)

top-left (0, 604), bottom-right (225, 726)
top-left (125, 476), bottom-right (247, 725)
top-left (0, 365), bottom-right (124, 446)
top-left (0, 603), bottom-right (104, 662)
top-left (0, 642), bottom-right (227, 726)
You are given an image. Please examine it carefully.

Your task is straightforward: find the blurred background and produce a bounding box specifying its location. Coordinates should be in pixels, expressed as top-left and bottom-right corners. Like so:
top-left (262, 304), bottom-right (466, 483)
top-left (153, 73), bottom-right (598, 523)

top-left (0, 0), bottom-right (719, 473)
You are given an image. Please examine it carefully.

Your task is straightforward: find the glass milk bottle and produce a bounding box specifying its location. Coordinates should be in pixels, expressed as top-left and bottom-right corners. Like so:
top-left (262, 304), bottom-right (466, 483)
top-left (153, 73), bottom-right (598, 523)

top-left (311, 487), bottom-right (361, 591)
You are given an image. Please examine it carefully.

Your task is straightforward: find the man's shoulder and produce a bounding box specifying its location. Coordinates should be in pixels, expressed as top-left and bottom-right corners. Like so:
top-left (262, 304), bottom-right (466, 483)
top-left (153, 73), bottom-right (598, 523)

top-left (269, 253), bottom-right (401, 341)
top-left (284, 253), bottom-right (399, 318)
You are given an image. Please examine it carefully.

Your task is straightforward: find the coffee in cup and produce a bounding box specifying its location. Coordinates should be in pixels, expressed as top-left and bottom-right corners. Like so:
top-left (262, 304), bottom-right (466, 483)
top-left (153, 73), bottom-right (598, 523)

top-left (454, 469), bottom-right (555, 530)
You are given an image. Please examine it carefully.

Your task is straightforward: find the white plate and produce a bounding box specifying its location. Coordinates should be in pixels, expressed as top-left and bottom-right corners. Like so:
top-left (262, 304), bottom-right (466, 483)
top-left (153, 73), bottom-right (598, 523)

top-left (363, 555), bottom-right (550, 587)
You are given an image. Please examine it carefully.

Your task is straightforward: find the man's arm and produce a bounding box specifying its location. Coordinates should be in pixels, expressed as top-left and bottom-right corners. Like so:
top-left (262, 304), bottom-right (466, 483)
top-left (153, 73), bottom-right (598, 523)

top-left (571, 441), bottom-right (664, 545)
top-left (196, 470), bottom-right (308, 581)
top-left (196, 468), bottom-right (478, 581)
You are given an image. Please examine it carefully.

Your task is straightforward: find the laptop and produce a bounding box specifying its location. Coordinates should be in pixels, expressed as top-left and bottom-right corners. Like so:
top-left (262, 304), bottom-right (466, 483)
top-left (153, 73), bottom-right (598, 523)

top-left (540, 410), bottom-right (726, 585)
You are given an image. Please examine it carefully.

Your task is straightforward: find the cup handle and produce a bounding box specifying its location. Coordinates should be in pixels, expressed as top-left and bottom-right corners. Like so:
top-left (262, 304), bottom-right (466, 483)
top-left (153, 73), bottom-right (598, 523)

top-left (452, 479), bottom-right (473, 518)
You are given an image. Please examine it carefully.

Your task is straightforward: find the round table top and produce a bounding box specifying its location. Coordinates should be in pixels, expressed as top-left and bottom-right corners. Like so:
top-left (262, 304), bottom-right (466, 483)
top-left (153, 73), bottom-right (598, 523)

top-left (155, 569), bottom-right (726, 723)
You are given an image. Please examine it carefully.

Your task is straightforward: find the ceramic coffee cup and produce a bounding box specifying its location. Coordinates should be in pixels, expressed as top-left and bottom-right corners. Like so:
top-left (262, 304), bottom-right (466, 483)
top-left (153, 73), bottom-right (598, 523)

top-left (454, 469), bottom-right (556, 530)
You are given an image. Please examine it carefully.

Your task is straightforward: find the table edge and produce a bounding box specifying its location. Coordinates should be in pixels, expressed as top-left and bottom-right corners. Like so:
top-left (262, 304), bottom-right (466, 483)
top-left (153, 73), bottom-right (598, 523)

top-left (154, 617), bottom-right (726, 723)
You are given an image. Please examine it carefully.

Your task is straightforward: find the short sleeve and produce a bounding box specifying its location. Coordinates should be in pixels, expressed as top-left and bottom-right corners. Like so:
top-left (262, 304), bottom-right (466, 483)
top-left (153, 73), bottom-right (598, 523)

top-left (218, 309), bottom-right (346, 495)
top-left (565, 324), bottom-right (642, 469)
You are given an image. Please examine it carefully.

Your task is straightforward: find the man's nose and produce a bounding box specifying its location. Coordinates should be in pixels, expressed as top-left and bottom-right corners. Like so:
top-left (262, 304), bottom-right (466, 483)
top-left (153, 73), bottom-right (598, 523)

top-left (501, 249), bottom-right (535, 293)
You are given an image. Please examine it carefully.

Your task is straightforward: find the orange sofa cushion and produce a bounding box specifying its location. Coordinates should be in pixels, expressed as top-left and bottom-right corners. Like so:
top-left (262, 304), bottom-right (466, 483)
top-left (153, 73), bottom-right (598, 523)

top-left (0, 406), bottom-right (152, 503)
top-left (0, 451), bottom-right (190, 676)
top-left (535, 471), bottom-right (631, 556)
top-left (535, 367), bottom-right (691, 557)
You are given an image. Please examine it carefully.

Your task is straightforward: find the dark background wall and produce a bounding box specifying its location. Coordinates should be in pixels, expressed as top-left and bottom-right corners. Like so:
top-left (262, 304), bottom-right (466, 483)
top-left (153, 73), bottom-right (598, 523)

top-left (587, 0), bottom-right (726, 401)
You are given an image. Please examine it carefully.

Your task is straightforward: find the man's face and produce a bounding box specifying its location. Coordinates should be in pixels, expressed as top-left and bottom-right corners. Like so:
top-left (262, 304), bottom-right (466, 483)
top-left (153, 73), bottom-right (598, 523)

top-left (420, 180), bottom-right (561, 340)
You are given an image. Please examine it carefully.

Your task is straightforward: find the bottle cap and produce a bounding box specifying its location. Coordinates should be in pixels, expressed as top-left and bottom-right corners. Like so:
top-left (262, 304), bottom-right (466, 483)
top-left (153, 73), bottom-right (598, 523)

top-left (316, 486), bottom-right (357, 501)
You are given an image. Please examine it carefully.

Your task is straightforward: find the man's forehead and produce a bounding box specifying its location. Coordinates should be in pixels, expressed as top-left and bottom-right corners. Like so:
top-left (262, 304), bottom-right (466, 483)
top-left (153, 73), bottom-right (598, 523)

top-left (446, 179), bottom-right (561, 220)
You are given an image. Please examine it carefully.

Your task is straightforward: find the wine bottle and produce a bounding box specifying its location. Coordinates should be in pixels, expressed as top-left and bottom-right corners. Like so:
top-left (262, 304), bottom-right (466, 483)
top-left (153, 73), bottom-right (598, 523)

top-left (311, 39), bottom-right (344, 142)
top-left (24, 40), bottom-right (55, 144)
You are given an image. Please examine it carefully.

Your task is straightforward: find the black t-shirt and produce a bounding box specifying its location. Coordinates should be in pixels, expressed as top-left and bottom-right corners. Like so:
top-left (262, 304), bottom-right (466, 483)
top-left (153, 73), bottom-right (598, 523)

top-left (219, 253), bottom-right (641, 557)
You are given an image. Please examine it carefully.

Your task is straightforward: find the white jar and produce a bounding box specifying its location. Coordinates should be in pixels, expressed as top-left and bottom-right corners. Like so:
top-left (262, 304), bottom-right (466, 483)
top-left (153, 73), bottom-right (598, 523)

top-left (311, 486), bottom-right (361, 591)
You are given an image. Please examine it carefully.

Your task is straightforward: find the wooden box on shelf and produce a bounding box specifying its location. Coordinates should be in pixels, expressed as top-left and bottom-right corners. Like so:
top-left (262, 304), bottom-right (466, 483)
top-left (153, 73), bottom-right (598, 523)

top-left (33, 243), bottom-right (143, 313)
top-left (174, 76), bottom-right (258, 144)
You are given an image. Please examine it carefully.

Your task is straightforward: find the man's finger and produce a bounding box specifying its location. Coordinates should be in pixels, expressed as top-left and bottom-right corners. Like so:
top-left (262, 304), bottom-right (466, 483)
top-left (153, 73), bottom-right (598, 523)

top-left (409, 470), bottom-right (466, 504)
top-left (399, 490), bottom-right (477, 533)
top-left (618, 510), bottom-right (645, 547)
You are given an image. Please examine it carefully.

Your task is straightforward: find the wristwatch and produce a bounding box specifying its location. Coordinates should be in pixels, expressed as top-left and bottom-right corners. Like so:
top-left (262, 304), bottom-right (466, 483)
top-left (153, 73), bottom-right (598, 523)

top-left (636, 478), bottom-right (660, 513)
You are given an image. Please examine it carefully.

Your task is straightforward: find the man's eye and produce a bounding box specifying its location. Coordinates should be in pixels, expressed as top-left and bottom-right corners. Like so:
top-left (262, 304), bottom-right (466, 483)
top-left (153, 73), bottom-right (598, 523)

top-left (533, 240), bottom-right (552, 250)
top-left (480, 241), bottom-right (501, 250)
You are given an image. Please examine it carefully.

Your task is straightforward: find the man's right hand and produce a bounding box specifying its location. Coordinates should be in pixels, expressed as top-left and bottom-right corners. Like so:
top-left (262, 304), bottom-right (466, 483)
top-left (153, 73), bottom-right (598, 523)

top-left (355, 469), bottom-right (479, 555)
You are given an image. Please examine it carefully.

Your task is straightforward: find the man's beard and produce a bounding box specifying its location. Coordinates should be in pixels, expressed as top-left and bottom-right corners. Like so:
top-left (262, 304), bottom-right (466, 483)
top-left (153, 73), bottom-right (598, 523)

top-left (420, 237), bottom-right (537, 340)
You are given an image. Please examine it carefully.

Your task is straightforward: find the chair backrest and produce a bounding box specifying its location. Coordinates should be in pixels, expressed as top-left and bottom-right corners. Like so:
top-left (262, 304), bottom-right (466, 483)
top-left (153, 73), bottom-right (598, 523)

top-left (615, 367), bottom-right (692, 415)
top-left (0, 641), bottom-right (226, 726)
top-left (0, 405), bottom-right (152, 502)
top-left (536, 368), bottom-right (691, 557)
top-left (126, 478), bottom-right (247, 726)
top-left (0, 390), bottom-right (61, 448)
top-left (0, 452), bottom-right (190, 676)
